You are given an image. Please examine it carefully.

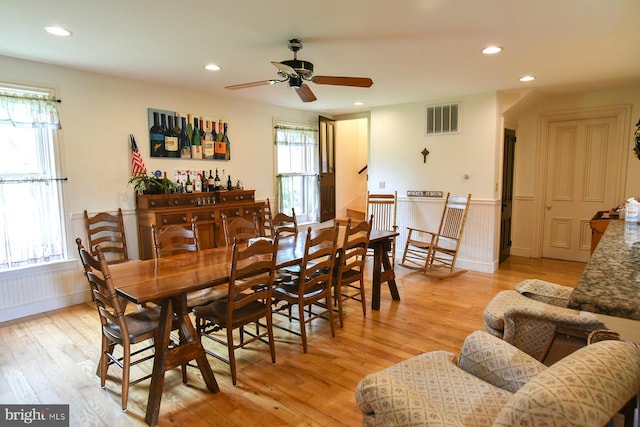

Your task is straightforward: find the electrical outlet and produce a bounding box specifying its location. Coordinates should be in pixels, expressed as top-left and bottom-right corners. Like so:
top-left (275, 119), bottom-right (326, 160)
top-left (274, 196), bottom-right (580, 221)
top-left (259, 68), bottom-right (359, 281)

top-left (379, 181), bottom-right (385, 189)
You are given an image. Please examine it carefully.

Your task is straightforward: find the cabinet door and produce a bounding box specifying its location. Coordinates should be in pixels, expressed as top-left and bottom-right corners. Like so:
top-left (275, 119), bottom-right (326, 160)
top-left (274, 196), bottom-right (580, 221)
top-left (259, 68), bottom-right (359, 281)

top-left (194, 210), bottom-right (216, 250)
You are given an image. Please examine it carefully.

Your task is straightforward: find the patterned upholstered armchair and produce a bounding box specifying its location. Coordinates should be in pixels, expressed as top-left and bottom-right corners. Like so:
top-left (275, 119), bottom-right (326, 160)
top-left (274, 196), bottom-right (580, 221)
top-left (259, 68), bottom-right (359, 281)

top-left (355, 330), bottom-right (640, 427)
top-left (483, 279), bottom-right (606, 363)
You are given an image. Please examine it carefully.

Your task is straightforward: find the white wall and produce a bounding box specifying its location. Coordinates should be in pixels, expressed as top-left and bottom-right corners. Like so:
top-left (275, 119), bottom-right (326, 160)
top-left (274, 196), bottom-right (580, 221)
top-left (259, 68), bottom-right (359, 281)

top-left (506, 85), bottom-right (640, 257)
top-left (368, 92), bottom-right (502, 273)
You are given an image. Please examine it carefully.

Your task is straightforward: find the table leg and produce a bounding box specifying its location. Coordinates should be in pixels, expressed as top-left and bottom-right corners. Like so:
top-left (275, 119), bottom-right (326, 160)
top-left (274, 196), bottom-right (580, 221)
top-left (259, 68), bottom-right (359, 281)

top-left (371, 240), bottom-right (400, 311)
top-left (144, 297), bottom-right (219, 426)
top-left (145, 298), bottom-right (173, 426)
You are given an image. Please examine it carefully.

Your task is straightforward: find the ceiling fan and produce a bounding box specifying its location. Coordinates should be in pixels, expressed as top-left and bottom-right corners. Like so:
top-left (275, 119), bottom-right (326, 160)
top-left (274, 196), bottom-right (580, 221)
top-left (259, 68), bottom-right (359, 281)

top-left (224, 38), bottom-right (373, 103)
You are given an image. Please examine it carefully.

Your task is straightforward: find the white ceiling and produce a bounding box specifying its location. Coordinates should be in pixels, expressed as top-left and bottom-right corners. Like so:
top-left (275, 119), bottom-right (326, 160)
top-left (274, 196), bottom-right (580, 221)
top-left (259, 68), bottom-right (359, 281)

top-left (2, 0), bottom-right (640, 115)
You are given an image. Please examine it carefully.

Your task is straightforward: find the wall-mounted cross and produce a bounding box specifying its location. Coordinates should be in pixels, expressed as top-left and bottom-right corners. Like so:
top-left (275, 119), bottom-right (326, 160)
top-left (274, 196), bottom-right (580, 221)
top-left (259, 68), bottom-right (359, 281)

top-left (422, 148), bottom-right (430, 163)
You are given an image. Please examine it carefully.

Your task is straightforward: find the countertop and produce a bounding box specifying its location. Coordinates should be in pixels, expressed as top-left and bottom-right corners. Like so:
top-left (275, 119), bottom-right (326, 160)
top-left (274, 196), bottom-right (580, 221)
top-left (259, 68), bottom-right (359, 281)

top-left (568, 220), bottom-right (640, 320)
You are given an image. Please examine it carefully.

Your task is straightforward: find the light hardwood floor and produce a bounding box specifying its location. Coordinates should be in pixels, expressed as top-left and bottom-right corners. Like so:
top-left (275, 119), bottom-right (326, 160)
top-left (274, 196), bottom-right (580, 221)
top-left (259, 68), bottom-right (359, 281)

top-left (0, 256), bottom-right (587, 426)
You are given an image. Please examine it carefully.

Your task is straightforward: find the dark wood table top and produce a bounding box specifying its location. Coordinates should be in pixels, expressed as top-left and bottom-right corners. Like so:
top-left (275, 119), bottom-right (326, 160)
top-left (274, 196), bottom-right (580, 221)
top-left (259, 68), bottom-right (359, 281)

top-left (111, 229), bottom-right (398, 305)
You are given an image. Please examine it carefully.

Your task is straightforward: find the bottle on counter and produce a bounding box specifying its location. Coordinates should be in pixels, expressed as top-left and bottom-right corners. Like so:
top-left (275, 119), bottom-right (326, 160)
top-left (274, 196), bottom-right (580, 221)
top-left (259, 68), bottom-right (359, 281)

top-left (201, 170), bottom-right (208, 193)
top-left (185, 173), bottom-right (193, 193)
top-left (214, 168), bottom-right (221, 191)
top-left (226, 174), bottom-right (232, 191)
top-left (194, 171), bottom-right (202, 192)
top-left (207, 170), bottom-right (215, 192)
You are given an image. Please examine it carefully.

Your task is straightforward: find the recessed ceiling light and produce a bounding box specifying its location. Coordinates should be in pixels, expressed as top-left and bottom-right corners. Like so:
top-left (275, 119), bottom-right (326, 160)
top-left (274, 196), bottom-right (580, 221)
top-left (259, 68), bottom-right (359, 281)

top-left (204, 64), bottom-right (220, 71)
top-left (482, 46), bottom-right (502, 55)
top-left (353, 101), bottom-right (364, 106)
top-left (44, 26), bottom-right (72, 37)
top-left (520, 75), bottom-right (536, 82)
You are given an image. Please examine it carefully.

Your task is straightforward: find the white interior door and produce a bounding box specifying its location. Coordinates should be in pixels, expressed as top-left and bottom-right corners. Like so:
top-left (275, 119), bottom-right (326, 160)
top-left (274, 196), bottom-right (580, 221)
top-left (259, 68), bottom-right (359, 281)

top-left (542, 116), bottom-right (621, 262)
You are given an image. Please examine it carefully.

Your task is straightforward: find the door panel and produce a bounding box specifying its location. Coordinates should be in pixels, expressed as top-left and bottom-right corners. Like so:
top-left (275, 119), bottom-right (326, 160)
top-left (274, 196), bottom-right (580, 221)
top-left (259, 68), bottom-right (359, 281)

top-left (542, 117), bottom-right (619, 262)
top-left (319, 116), bottom-right (336, 222)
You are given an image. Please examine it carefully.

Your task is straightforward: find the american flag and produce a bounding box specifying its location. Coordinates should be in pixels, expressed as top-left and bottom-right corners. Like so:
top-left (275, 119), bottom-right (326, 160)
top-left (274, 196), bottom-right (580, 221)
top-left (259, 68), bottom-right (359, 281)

top-left (130, 134), bottom-right (147, 175)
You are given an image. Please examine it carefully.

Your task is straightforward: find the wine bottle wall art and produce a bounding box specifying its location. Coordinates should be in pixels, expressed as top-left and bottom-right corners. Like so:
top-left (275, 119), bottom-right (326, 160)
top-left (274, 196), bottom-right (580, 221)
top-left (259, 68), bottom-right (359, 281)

top-left (147, 108), bottom-right (231, 160)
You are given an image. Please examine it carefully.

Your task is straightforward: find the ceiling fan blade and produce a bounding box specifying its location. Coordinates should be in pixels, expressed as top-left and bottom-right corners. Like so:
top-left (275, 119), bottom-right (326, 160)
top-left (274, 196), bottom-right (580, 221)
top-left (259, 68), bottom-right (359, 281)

top-left (295, 84), bottom-right (317, 102)
top-left (225, 80), bottom-right (280, 90)
top-left (311, 76), bottom-right (373, 88)
top-left (271, 61), bottom-right (298, 76)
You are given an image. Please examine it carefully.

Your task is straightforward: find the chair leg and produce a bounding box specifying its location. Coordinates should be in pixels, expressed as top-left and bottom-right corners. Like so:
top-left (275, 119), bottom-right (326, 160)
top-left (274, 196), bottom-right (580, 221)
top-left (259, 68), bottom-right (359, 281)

top-left (228, 328), bottom-right (237, 386)
top-left (267, 313), bottom-right (276, 364)
top-left (121, 345), bottom-right (130, 411)
top-left (336, 284), bottom-right (344, 328)
top-left (359, 279), bottom-right (367, 317)
top-left (99, 338), bottom-right (111, 388)
top-left (326, 293), bottom-right (336, 338)
top-left (298, 303), bottom-right (308, 353)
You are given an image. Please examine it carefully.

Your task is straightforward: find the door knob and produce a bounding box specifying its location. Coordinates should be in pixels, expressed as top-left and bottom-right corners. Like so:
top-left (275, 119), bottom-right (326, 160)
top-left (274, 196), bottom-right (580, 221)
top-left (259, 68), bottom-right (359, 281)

top-left (546, 204), bottom-right (551, 209)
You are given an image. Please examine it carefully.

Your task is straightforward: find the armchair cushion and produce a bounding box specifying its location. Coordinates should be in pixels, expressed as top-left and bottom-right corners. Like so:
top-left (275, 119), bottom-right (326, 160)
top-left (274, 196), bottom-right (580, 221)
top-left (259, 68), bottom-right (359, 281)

top-left (459, 330), bottom-right (546, 393)
top-left (493, 339), bottom-right (640, 427)
top-left (356, 335), bottom-right (514, 426)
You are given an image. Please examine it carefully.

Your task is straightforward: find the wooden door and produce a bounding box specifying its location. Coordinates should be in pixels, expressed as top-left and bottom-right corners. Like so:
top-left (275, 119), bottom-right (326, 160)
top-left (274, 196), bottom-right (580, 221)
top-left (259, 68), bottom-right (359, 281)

top-left (499, 129), bottom-right (516, 263)
top-left (319, 116), bottom-right (336, 222)
top-left (542, 116), bottom-right (621, 262)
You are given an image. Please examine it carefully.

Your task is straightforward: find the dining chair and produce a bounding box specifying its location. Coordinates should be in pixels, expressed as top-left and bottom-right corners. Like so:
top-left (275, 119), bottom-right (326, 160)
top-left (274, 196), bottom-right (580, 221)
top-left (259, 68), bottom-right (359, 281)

top-left (334, 216), bottom-right (373, 327)
top-left (193, 237), bottom-right (279, 385)
top-left (261, 198), bottom-right (275, 237)
top-left (272, 224), bottom-right (339, 353)
top-left (271, 207), bottom-right (298, 238)
top-left (152, 218), bottom-right (200, 257)
top-left (222, 213), bottom-right (260, 246)
top-left (402, 193), bottom-right (471, 278)
top-left (76, 238), bottom-right (161, 410)
top-left (151, 219), bottom-right (225, 309)
top-left (84, 208), bottom-right (129, 265)
top-left (366, 192), bottom-right (397, 265)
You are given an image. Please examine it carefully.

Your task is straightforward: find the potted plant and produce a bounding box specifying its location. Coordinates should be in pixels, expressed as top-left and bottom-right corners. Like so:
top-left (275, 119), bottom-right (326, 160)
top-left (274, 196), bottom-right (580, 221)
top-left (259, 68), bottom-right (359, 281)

top-left (128, 172), bottom-right (176, 195)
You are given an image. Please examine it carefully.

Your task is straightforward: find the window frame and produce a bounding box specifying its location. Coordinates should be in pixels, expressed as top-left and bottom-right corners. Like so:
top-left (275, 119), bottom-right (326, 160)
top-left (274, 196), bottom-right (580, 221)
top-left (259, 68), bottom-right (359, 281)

top-left (0, 83), bottom-right (67, 270)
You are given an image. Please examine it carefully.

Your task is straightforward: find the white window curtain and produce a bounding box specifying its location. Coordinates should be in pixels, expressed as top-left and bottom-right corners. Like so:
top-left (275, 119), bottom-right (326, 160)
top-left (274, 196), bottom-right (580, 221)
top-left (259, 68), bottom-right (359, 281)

top-left (275, 123), bottom-right (319, 223)
top-left (0, 88), bottom-right (64, 270)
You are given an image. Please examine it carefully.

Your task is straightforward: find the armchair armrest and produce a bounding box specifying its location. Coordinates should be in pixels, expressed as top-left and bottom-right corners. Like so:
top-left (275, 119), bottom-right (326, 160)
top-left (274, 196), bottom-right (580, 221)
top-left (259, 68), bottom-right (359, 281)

top-left (406, 226), bottom-right (435, 236)
top-left (459, 330), bottom-right (546, 393)
top-left (355, 372), bottom-right (464, 427)
top-left (502, 306), bottom-right (606, 360)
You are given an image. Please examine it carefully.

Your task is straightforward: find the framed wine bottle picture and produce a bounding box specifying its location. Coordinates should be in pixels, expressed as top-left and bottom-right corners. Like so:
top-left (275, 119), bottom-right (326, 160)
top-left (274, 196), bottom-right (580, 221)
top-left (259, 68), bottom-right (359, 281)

top-left (147, 107), bottom-right (230, 160)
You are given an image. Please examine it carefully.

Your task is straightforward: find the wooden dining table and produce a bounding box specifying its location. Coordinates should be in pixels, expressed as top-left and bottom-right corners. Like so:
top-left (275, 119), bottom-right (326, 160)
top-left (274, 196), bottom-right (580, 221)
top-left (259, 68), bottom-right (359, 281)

top-left (109, 227), bottom-right (399, 426)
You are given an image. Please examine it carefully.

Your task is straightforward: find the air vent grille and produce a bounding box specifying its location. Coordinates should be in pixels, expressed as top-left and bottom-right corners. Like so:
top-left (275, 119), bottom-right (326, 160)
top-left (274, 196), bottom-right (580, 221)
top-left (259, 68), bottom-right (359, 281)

top-left (425, 103), bottom-right (459, 135)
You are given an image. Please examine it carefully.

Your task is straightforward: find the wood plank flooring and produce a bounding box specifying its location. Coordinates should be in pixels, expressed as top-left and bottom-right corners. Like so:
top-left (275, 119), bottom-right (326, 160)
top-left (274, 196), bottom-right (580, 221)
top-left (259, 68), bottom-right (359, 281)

top-left (0, 256), bottom-right (587, 426)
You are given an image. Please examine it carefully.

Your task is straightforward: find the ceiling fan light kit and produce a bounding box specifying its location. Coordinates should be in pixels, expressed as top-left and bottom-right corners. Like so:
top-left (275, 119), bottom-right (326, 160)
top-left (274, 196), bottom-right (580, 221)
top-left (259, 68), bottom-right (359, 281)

top-left (225, 38), bottom-right (373, 102)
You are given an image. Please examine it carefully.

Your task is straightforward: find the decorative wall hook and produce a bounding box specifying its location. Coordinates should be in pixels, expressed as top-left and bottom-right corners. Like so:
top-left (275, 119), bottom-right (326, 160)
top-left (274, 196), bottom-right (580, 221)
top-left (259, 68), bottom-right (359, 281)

top-left (421, 148), bottom-right (430, 163)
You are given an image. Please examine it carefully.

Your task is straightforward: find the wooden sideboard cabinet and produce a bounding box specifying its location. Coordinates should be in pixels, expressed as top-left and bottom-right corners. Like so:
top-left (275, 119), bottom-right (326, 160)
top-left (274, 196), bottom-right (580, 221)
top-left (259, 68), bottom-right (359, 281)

top-left (135, 190), bottom-right (264, 260)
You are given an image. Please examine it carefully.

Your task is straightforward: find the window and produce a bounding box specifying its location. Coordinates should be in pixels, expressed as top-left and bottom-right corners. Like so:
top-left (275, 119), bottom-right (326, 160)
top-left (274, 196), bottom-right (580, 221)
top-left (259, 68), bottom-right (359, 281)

top-left (274, 123), bottom-right (319, 223)
top-left (0, 84), bottom-right (65, 270)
